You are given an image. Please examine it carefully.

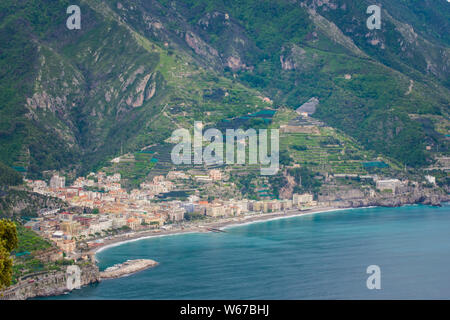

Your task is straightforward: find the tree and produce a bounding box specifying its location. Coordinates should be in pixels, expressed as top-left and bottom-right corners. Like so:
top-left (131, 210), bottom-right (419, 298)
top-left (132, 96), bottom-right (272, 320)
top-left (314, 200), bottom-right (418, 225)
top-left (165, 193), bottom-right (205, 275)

top-left (289, 167), bottom-right (322, 194)
top-left (0, 162), bottom-right (23, 187)
top-left (0, 219), bottom-right (18, 290)
top-left (279, 150), bottom-right (292, 165)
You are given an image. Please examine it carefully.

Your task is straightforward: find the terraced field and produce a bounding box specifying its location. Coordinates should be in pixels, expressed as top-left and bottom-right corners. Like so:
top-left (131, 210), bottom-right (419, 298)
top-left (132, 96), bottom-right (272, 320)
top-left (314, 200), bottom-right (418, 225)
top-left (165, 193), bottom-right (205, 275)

top-left (276, 108), bottom-right (398, 175)
top-left (99, 106), bottom-right (402, 190)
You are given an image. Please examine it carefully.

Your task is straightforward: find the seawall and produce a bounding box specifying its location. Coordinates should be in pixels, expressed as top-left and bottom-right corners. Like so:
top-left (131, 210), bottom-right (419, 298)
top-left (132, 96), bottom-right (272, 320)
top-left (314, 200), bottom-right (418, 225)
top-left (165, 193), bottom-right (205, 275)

top-left (0, 263), bottom-right (100, 300)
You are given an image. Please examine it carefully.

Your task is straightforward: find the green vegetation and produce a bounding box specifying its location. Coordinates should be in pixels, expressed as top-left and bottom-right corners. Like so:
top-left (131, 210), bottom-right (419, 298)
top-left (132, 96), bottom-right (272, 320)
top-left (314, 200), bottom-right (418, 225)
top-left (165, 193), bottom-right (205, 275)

top-left (0, 219), bottom-right (18, 289)
top-left (0, 0), bottom-right (448, 181)
top-left (268, 173), bottom-right (288, 199)
top-left (0, 0), bottom-right (79, 176)
top-left (276, 108), bottom-right (391, 175)
top-left (13, 224), bottom-right (51, 254)
top-left (289, 167), bottom-right (322, 195)
top-left (0, 162), bottom-right (23, 186)
top-left (184, 212), bottom-right (206, 221)
top-left (230, 172), bottom-right (258, 200)
top-left (102, 152), bottom-right (158, 189)
top-left (5, 223), bottom-right (58, 286)
top-left (157, 0), bottom-right (449, 167)
top-left (0, 0), bottom-right (272, 178)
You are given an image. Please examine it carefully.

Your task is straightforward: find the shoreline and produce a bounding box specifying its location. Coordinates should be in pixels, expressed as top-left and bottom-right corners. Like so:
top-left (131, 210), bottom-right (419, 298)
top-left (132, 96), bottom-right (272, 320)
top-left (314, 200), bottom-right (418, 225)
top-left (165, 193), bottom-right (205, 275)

top-left (90, 200), bottom-right (449, 261)
top-left (91, 205), bottom-right (366, 257)
top-left (6, 202), bottom-right (445, 300)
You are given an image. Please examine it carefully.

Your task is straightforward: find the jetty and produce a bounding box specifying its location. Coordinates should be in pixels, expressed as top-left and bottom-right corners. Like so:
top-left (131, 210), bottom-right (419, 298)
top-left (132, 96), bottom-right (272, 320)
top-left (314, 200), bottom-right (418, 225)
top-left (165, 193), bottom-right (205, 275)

top-left (206, 227), bottom-right (227, 233)
top-left (100, 259), bottom-right (158, 280)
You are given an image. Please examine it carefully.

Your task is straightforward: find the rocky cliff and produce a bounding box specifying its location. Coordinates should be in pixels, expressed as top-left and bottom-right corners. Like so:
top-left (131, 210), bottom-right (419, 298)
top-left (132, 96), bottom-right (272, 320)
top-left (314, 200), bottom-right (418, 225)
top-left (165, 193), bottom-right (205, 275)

top-left (0, 263), bottom-right (100, 300)
top-left (326, 189), bottom-right (449, 209)
top-left (0, 188), bottom-right (66, 219)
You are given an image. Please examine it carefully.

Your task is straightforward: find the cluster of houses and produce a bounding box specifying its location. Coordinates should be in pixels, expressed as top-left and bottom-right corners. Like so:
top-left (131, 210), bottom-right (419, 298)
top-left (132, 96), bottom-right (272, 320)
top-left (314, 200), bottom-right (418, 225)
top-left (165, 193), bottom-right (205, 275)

top-left (24, 169), bottom-right (318, 256)
top-left (26, 167), bottom-right (422, 258)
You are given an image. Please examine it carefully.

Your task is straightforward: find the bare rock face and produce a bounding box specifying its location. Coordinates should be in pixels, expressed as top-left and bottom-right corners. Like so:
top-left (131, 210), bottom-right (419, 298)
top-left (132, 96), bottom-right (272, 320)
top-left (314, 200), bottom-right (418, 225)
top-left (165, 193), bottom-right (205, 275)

top-left (280, 44), bottom-right (321, 73)
top-left (196, 11), bottom-right (251, 72)
top-left (185, 31), bottom-right (219, 61)
top-left (280, 55), bottom-right (295, 71)
top-left (26, 91), bottom-right (63, 113)
top-left (326, 188), bottom-right (449, 209)
top-left (126, 73), bottom-right (154, 108)
top-left (0, 189), bottom-right (66, 219)
top-left (145, 74), bottom-right (157, 100)
top-left (306, 0), bottom-right (338, 10)
top-left (280, 45), bottom-right (306, 71)
top-left (226, 56), bottom-right (246, 71)
top-left (296, 97), bottom-right (319, 115)
top-left (279, 172), bottom-right (296, 200)
top-left (122, 66), bottom-right (145, 92)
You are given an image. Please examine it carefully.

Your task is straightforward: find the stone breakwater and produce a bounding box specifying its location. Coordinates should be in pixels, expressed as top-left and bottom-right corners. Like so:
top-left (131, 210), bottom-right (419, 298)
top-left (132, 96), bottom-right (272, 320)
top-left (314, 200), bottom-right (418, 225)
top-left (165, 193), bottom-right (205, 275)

top-left (100, 259), bottom-right (159, 280)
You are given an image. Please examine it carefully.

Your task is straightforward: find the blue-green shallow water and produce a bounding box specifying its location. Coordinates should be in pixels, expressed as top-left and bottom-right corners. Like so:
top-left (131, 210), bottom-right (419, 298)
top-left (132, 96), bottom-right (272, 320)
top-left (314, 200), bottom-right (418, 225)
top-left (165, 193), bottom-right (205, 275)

top-left (43, 204), bottom-right (450, 299)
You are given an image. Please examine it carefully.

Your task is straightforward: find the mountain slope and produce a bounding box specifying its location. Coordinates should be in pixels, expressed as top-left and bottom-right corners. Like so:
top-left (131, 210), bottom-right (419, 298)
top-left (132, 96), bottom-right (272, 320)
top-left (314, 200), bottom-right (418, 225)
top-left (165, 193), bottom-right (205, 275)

top-left (0, 0), bottom-right (269, 178)
top-left (0, 0), bottom-right (448, 176)
top-left (113, 0), bottom-right (448, 167)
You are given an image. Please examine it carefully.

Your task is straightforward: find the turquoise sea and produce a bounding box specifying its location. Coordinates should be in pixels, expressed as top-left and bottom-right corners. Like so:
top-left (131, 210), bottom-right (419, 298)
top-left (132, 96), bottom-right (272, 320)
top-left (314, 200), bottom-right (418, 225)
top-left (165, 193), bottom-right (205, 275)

top-left (48, 204), bottom-right (450, 299)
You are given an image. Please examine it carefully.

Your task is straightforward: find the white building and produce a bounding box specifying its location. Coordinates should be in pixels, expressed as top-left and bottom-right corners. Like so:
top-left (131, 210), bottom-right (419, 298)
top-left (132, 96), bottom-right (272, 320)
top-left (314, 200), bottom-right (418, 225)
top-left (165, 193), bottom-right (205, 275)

top-left (376, 179), bottom-right (403, 193)
top-left (425, 175), bottom-right (436, 186)
top-left (194, 175), bottom-right (212, 183)
top-left (52, 231), bottom-right (64, 239)
top-left (168, 207), bottom-right (185, 222)
top-left (167, 171), bottom-right (189, 180)
top-left (112, 217), bottom-right (127, 229)
top-left (208, 169), bottom-right (222, 181)
top-left (27, 179), bottom-right (47, 190)
top-left (107, 173), bottom-right (121, 183)
top-left (293, 193), bottom-right (314, 206)
top-left (188, 195), bottom-right (200, 203)
top-left (50, 175), bottom-right (65, 189)
top-left (235, 200), bottom-right (249, 213)
top-left (103, 183), bottom-right (122, 192)
top-left (89, 218), bottom-right (113, 234)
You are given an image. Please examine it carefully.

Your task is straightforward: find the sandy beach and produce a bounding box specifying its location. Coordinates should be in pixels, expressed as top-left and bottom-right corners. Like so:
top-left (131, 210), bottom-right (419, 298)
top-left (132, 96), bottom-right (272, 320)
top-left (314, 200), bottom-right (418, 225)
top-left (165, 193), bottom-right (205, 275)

top-left (90, 205), bottom-right (349, 256)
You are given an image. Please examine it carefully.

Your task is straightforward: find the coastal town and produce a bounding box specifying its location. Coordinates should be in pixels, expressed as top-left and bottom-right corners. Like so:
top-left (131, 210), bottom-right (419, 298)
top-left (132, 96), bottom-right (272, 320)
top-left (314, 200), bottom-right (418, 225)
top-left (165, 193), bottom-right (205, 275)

top-left (23, 169), bottom-right (319, 259)
top-left (21, 166), bottom-right (440, 261)
top-left (0, 0), bottom-right (449, 305)
top-left (2, 103), bottom-right (445, 300)
top-left (2, 103), bottom-right (445, 301)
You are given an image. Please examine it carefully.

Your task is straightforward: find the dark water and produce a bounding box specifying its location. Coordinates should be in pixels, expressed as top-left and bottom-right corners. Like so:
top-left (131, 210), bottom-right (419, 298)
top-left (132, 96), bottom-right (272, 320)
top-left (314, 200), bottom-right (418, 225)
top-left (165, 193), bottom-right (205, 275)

top-left (48, 204), bottom-right (450, 299)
